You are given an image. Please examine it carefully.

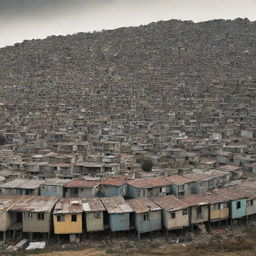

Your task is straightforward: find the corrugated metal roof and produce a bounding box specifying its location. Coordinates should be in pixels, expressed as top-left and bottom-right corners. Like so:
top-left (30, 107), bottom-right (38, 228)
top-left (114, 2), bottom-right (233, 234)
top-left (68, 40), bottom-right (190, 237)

top-left (42, 178), bottom-right (71, 186)
top-left (101, 196), bottom-right (133, 214)
top-left (127, 198), bottom-right (161, 213)
top-left (82, 198), bottom-right (105, 212)
top-left (215, 186), bottom-right (249, 201)
top-left (9, 196), bottom-right (59, 213)
top-left (101, 179), bottom-right (126, 187)
top-left (65, 179), bottom-right (100, 188)
top-left (164, 175), bottom-right (193, 185)
top-left (128, 177), bottom-right (171, 188)
top-left (53, 198), bottom-right (83, 214)
top-left (17, 180), bottom-right (44, 189)
top-left (0, 196), bottom-right (22, 212)
top-left (151, 195), bottom-right (188, 211)
top-left (0, 179), bottom-right (29, 189)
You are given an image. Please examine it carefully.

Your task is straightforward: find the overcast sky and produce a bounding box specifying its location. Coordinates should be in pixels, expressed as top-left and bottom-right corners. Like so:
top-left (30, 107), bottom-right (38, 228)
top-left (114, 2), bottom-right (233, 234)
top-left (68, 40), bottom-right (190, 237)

top-left (0, 0), bottom-right (256, 48)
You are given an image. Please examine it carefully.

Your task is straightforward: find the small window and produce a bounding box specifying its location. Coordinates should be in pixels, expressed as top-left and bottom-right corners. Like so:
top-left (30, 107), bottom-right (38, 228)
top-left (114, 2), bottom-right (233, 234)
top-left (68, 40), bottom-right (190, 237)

top-left (37, 212), bottom-right (44, 221)
top-left (71, 214), bottom-right (77, 222)
top-left (179, 185), bottom-right (185, 191)
top-left (196, 206), bottom-right (202, 218)
top-left (143, 213), bottom-right (149, 221)
top-left (24, 213), bottom-right (32, 220)
top-left (236, 201), bottom-right (241, 209)
top-left (94, 212), bottom-right (101, 219)
top-left (247, 200), bottom-right (254, 207)
top-left (170, 212), bottom-right (176, 219)
top-left (182, 209), bottom-right (188, 215)
top-left (57, 214), bottom-right (65, 222)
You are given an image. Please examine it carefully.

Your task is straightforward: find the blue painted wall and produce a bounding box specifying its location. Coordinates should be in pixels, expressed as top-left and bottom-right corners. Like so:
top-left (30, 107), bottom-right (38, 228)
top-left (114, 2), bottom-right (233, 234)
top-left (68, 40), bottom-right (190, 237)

top-left (231, 199), bottom-right (246, 219)
top-left (102, 185), bottom-right (127, 197)
top-left (134, 210), bottom-right (161, 233)
top-left (109, 213), bottom-right (130, 231)
top-left (40, 185), bottom-right (63, 196)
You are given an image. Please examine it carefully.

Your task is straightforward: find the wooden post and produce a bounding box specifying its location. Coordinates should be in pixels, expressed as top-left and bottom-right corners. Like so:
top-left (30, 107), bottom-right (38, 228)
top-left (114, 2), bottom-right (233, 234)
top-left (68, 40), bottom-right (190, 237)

top-left (3, 231), bottom-right (6, 242)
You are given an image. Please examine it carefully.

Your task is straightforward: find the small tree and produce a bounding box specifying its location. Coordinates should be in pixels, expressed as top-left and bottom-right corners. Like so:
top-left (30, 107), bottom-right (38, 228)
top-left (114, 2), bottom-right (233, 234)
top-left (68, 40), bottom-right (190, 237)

top-left (0, 135), bottom-right (6, 146)
top-left (141, 158), bottom-right (154, 172)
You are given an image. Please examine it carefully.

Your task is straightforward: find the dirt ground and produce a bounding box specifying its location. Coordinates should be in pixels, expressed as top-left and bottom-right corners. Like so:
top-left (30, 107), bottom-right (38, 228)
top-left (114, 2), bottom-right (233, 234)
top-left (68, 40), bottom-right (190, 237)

top-left (3, 225), bottom-right (256, 256)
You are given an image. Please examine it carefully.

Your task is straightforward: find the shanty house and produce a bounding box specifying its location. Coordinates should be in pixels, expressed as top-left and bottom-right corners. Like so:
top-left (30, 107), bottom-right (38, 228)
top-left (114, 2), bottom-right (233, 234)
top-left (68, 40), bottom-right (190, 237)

top-left (152, 195), bottom-right (189, 230)
top-left (0, 179), bottom-right (44, 196)
top-left (127, 177), bottom-right (171, 198)
top-left (180, 194), bottom-right (209, 225)
top-left (216, 187), bottom-right (247, 220)
top-left (40, 178), bottom-right (71, 197)
top-left (164, 175), bottom-right (193, 196)
top-left (64, 179), bottom-right (100, 198)
top-left (99, 179), bottom-right (127, 197)
top-left (0, 196), bottom-right (22, 240)
top-left (82, 197), bottom-right (105, 232)
top-left (101, 196), bottom-right (132, 232)
top-left (203, 192), bottom-right (229, 223)
top-left (53, 198), bottom-right (83, 235)
top-left (9, 196), bottom-right (59, 237)
top-left (127, 198), bottom-right (161, 236)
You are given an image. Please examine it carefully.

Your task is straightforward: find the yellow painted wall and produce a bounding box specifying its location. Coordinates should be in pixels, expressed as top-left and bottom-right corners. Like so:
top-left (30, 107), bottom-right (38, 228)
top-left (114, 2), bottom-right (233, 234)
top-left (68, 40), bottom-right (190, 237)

top-left (210, 208), bottom-right (229, 220)
top-left (53, 213), bottom-right (82, 234)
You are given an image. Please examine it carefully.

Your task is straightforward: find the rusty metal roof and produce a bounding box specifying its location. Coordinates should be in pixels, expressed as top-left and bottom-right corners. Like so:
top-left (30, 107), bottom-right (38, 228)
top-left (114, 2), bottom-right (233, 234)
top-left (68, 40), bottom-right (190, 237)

top-left (127, 198), bottom-right (161, 213)
top-left (42, 178), bottom-right (71, 186)
top-left (9, 196), bottom-right (59, 213)
top-left (0, 179), bottom-right (29, 189)
top-left (182, 173), bottom-right (212, 182)
top-left (215, 186), bottom-right (249, 201)
top-left (82, 198), bottom-right (105, 212)
top-left (151, 195), bottom-right (188, 211)
top-left (164, 175), bottom-right (193, 185)
top-left (101, 196), bottom-right (133, 214)
top-left (0, 196), bottom-right (22, 212)
top-left (65, 178), bottom-right (100, 188)
top-left (179, 194), bottom-right (210, 207)
top-left (17, 180), bottom-right (44, 189)
top-left (53, 198), bottom-right (83, 214)
top-left (101, 179), bottom-right (126, 187)
top-left (218, 165), bottom-right (241, 172)
top-left (128, 177), bottom-right (171, 188)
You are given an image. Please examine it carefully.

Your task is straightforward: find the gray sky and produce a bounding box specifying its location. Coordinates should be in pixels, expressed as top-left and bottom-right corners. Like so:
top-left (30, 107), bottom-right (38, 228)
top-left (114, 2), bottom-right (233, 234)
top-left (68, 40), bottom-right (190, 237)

top-left (1, 0), bottom-right (256, 48)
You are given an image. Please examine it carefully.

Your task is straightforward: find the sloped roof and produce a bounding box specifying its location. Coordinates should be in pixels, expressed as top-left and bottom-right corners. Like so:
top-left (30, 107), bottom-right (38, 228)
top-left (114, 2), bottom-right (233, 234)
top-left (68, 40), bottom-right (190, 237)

top-left (82, 197), bottom-right (105, 212)
top-left (65, 179), bottom-right (100, 188)
top-left (151, 195), bottom-right (188, 211)
top-left (127, 198), bottom-right (161, 213)
top-left (10, 195), bottom-right (59, 213)
top-left (128, 177), bottom-right (171, 188)
top-left (53, 198), bottom-right (83, 214)
top-left (164, 175), bottom-right (193, 185)
top-left (101, 196), bottom-right (132, 214)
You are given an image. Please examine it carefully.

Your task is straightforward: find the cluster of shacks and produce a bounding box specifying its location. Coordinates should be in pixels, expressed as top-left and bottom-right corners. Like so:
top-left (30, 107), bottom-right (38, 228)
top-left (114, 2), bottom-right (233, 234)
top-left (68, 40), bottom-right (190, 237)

top-left (1, 180), bottom-right (256, 241)
top-left (0, 171), bottom-right (235, 199)
top-left (1, 18), bottom-right (256, 244)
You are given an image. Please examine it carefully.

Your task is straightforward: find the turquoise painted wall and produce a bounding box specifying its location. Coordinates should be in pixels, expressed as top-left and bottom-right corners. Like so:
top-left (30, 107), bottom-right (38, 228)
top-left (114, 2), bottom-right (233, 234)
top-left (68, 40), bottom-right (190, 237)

top-left (109, 213), bottom-right (130, 232)
top-left (231, 199), bottom-right (246, 219)
top-left (134, 211), bottom-right (161, 233)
